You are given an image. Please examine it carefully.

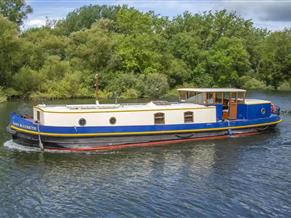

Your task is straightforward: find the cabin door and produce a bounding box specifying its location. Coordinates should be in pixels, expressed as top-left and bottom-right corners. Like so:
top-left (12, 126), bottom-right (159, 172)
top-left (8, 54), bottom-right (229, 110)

top-left (228, 93), bottom-right (238, 120)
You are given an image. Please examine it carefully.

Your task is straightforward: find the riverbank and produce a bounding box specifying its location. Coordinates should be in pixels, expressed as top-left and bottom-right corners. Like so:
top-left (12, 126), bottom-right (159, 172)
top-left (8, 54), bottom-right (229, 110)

top-left (1, 83), bottom-right (291, 103)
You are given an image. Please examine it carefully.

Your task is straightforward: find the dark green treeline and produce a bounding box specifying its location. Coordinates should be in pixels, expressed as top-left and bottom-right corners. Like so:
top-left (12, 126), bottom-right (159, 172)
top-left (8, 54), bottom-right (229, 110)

top-left (0, 2), bottom-right (290, 102)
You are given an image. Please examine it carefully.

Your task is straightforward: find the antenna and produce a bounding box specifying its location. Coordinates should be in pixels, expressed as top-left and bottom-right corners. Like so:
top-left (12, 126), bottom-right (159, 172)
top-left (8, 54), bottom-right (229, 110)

top-left (95, 74), bottom-right (99, 105)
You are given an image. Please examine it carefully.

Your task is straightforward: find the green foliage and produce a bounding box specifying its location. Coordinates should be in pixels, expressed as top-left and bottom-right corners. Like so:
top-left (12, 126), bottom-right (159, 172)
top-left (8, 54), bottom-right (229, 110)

top-left (116, 33), bottom-right (163, 74)
top-left (105, 72), bottom-right (140, 97)
top-left (0, 0), bottom-right (32, 25)
top-left (139, 73), bottom-right (169, 99)
top-left (115, 8), bottom-right (155, 34)
top-left (0, 87), bottom-right (7, 103)
top-left (279, 80), bottom-right (291, 91)
top-left (13, 66), bottom-right (42, 95)
top-left (0, 5), bottom-right (290, 101)
top-left (67, 25), bottom-right (116, 72)
top-left (259, 30), bottom-right (291, 89)
top-left (207, 37), bottom-right (251, 87)
top-left (239, 76), bottom-right (267, 90)
top-left (56, 5), bottom-right (122, 35)
top-left (0, 15), bottom-right (20, 87)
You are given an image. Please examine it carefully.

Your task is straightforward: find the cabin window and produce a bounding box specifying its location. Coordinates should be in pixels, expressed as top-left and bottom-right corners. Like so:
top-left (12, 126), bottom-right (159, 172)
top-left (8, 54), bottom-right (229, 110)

top-left (36, 111), bottom-right (40, 122)
top-left (223, 92), bottom-right (230, 109)
top-left (184, 111), bottom-right (194, 123)
top-left (186, 92), bottom-right (204, 104)
top-left (230, 92), bottom-right (237, 103)
top-left (79, 118), bottom-right (86, 126)
top-left (237, 92), bottom-right (245, 103)
top-left (216, 92), bottom-right (223, 104)
top-left (179, 91), bottom-right (187, 102)
top-left (206, 93), bottom-right (215, 105)
top-left (154, 113), bottom-right (165, 125)
top-left (109, 117), bottom-right (116, 125)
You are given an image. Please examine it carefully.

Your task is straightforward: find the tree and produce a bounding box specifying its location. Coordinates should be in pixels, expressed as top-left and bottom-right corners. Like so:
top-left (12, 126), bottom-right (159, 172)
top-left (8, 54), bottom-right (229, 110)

top-left (1, 5), bottom-right (291, 101)
top-left (116, 33), bottom-right (163, 74)
top-left (67, 24), bottom-right (116, 71)
top-left (0, 0), bottom-right (32, 25)
top-left (115, 8), bottom-right (155, 35)
top-left (56, 5), bottom-right (122, 35)
top-left (206, 37), bottom-right (251, 87)
top-left (259, 30), bottom-right (291, 89)
top-left (0, 15), bottom-right (20, 87)
top-left (139, 73), bottom-right (169, 98)
top-left (20, 27), bottom-right (69, 70)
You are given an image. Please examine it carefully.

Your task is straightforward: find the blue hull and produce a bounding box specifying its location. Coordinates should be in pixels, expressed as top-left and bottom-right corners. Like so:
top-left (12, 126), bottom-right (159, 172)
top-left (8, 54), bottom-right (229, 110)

top-left (7, 113), bottom-right (282, 151)
top-left (9, 113), bottom-right (281, 136)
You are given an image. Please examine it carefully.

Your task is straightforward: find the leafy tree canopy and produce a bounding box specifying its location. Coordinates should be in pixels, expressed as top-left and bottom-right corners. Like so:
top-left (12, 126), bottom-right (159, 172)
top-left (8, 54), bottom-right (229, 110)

top-left (0, 4), bottom-right (290, 101)
top-left (0, 0), bottom-right (32, 25)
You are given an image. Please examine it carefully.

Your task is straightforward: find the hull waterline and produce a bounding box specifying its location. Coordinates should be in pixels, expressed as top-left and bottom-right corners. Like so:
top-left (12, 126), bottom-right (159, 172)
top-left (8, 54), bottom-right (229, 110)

top-left (7, 121), bottom-right (280, 152)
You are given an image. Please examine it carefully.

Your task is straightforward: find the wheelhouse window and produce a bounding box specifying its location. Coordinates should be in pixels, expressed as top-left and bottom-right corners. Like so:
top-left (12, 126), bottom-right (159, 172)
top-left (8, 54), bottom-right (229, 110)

top-left (216, 92), bottom-right (223, 104)
top-left (206, 92), bottom-right (215, 105)
top-left (184, 111), bottom-right (193, 123)
top-left (237, 92), bottom-right (245, 104)
top-left (154, 113), bottom-right (165, 125)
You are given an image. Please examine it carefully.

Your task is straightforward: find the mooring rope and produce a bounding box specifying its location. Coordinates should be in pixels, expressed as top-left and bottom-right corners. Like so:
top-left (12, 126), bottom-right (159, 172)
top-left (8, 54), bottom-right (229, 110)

top-left (37, 123), bottom-right (44, 151)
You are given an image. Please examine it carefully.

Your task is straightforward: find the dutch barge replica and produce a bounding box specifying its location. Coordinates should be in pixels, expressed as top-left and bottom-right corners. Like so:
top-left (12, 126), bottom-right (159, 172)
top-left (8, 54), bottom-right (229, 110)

top-left (7, 88), bottom-right (282, 151)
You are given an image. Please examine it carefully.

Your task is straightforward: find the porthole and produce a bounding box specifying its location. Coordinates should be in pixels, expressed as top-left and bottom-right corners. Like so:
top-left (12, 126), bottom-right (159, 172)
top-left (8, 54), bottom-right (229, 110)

top-left (261, 108), bottom-right (266, 115)
top-left (109, 117), bottom-right (116, 125)
top-left (79, 118), bottom-right (86, 126)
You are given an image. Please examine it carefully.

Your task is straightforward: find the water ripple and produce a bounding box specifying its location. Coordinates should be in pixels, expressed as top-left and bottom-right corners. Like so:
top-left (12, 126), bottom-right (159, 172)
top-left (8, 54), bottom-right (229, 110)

top-left (1, 92), bottom-right (291, 217)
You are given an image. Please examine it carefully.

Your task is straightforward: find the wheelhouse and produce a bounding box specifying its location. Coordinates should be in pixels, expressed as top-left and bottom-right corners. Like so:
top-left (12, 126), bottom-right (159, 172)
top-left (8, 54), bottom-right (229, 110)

top-left (178, 88), bottom-right (251, 120)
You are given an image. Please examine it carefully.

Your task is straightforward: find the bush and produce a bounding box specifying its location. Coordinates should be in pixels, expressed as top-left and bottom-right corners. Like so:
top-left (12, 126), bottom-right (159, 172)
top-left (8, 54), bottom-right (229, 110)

top-left (139, 73), bottom-right (169, 99)
top-left (0, 87), bottom-right (7, 103)
top-left (239, 76), bottom-right (267, 90)
top-left (163, 89), bottom-right (179, 99)
top-left (13, 67), bottom-right (43, 96)
top-left (120, 88), bottom-right (139, 99)
top-left (278, 80), bottom-right (291, 91)
top-left (105, 72), bottom-right (140, 97)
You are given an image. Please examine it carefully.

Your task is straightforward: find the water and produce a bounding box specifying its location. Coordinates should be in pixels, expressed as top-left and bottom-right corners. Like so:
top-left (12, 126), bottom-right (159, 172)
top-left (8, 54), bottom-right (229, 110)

top-left (0, 92), bottom-right (291, 217)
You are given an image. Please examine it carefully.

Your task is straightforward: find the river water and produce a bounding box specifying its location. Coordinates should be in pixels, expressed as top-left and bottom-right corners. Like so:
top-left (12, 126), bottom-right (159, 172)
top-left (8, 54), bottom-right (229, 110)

top-left (0, 91), bottom-right (290, 217)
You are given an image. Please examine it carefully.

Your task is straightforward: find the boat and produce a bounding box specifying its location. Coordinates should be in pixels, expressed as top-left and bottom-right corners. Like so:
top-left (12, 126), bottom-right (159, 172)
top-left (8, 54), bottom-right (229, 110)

top-left (6, 77), bottom-right (282, 152)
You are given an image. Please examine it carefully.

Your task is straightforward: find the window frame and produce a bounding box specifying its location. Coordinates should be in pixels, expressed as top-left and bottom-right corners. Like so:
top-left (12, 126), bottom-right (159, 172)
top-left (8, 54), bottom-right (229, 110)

top-left (36, 111), bottom-right (41, 122)
top-left (184, 111), bottom-right (194, 123)
top-left (154, 112), bottom-right (165, 125)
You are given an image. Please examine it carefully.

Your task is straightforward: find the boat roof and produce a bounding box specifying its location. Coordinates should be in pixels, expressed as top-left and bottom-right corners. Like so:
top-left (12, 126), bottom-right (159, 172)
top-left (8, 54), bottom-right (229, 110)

top-left (177, 88), bottom-right (246, 93)
top-left (34, 102), bottom-right (212, 113)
